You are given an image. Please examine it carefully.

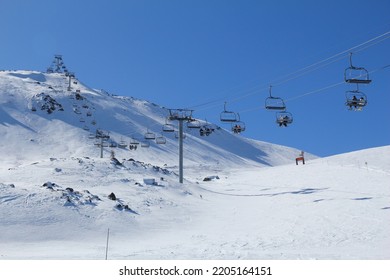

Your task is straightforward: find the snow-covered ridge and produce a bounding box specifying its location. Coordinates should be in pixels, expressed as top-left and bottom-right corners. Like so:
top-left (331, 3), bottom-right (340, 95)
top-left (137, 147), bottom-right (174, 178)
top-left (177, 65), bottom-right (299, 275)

top-left (0, 70), bottom-right (312, 168)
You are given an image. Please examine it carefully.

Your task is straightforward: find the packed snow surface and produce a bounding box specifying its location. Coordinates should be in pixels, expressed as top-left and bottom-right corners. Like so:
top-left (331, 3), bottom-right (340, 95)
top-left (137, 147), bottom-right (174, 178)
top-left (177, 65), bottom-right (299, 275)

top-left (1, 71), bottom-right (389, 259)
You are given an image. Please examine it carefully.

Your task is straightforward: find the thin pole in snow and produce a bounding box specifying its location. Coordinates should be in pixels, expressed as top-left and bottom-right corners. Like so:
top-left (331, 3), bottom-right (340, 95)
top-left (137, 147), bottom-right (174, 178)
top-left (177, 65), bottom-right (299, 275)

top-left (100, 137), bottom-right (103, 158)
top-left (105, 228), bottom-right (110, 260)
top-left (179, 119), bottom-right (184, 183)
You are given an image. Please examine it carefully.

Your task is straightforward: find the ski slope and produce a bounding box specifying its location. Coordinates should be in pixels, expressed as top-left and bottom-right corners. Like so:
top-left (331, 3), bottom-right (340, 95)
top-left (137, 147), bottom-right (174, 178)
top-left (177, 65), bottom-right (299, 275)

top-left (0, 70), bottom-right (389, 259)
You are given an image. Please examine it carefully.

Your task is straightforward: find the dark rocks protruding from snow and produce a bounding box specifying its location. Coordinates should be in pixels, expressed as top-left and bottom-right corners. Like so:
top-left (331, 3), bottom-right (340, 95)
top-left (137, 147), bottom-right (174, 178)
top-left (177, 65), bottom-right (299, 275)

top-left (127, 159), bottom-right (172, 175)
top-left (203, 175), bottom-right (220, 182)
top-left (75, 93), bottom-right (84, 100)
top-left (33, 92), bottom-right (64, 114)
top-left (115, 202), bottom-right (138, 214)
top-left (41, 182), bottom-right (101, 206)
top-left (110, 157), bottom-right (123, 167)
top-left (108, 192), bottom-right (117, 201)
top-left (42, 181), bottom-right (58, 189)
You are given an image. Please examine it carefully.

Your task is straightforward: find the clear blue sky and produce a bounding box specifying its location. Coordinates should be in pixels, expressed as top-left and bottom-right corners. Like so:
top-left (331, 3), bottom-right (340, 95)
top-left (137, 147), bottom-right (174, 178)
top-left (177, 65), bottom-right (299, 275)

top-left (1, 0), bottom-right (389, 156)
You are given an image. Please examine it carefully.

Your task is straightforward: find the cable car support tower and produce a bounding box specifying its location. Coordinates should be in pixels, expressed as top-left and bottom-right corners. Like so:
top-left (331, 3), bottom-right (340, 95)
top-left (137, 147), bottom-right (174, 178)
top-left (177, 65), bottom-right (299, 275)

top-left (168, 109), bottom-right (194, 184)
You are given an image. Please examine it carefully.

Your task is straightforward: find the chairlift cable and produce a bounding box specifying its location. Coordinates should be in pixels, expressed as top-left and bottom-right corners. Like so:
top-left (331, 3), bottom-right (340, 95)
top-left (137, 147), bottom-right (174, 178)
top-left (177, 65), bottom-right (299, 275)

top-left (236, 62), bottom-right (389, 114)
top-left (185, 30), bottom-right (390, 112)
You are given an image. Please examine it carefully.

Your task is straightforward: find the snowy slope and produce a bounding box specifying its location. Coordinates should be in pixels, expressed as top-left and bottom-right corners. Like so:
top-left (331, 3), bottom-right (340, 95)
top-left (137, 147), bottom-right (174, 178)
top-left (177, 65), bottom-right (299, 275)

top-left (1, 70), bottom-right (389, 260)
top-left (0, 145), bottom-right (389, 260)
top-left (0, 70), bottom-right (310, 169)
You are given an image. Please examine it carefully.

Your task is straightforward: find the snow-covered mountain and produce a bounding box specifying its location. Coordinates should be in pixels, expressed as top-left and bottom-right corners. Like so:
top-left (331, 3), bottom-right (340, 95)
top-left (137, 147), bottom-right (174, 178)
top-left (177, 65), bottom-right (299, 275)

top-left (1, 70), bottom-right (389, 260)
top-left (0, 70), bottom-right (309, 168)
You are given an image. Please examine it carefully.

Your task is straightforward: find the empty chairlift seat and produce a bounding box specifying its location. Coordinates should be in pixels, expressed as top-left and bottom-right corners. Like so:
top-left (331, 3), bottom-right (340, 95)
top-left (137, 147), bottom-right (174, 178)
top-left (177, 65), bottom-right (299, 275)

top-left (344, 53), bottom-right (372, 84)
top-left (265, 86), bottom-right (286, 111)
top-left (220, 102), bottom-right (237, 122)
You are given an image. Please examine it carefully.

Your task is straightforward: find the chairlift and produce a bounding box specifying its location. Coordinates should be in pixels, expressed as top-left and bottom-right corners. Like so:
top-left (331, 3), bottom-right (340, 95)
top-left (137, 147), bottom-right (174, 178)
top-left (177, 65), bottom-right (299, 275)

top-left (83, 125), bottom-right (90, 131)
top-left (129, 144), bottom-right (138, 150)
top-left (141, 141), bottom-right (150, 148)
top-left (187, 119), bottom-right (201, 129)
top-left (109, 142), bottom-right (118, 148)
top-left (265, 85), bottom-right (286, 111)
top-left (118, 140), bottom-right (127, 148)
top-left (129, 138), bottom-right (140, 145)
top-left (162, 118), bottom-right (175, 132)
top-left (156, 135), bottom-right (167, 144)
top-left (345, 87), bottom-right (367, 111)
top-left (89, 133), bottom-right (96, 139)
top-left (86, 111), bottom-right (92, 117)
top-left (199, 126), bottom-right (212, 137)
top-left (144, 130), bottom-right (156, 140)
top-left (231, 113), bottom-right (246, 133)
top-left (31, 106), bottom-right (37, 112)
top-left (220, 102), bottom-right (237, 122)
top-left (199, 121), bottom-right (214, 136)
top-left (79, 118), bottom-right (85, 123)
top-left (276, 111), bottom-right (293, 127)
top-left (344, 53), bottom-right (372, 84)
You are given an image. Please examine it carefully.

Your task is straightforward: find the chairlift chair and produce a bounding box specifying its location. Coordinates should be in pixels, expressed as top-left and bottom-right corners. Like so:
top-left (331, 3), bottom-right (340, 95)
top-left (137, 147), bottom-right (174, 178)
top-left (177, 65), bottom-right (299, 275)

top-left (187, 119), bottom-right (201, 129)
top-left (344, 53), bottom-right (372, 84)
top-left (199, 125), bottom-right (213, 136)
top-left (144, 130), bottom-right (156, 140)
top-left (265, 86), bottom-right (286, 111)
top-left (156, 135), bottom-right (167, 144)
top-left (231, 113), bottom-right (246, 133)
top-left (162, 119), bottom-right (175, 132)
top-left (276, 111), bottom-right (293, 127)
top-left (220, 102), bottom-right (237, 122)
top-left (345, 88), bottom-right (367, 111)
top-left (129, 138), bottom-right (140, 145)
top-left (109, 142), bottom-right (118, 148)
top-left (141, 141), bottom-right (150, 148)
top-left (118, 139), bottom-right (127, 148)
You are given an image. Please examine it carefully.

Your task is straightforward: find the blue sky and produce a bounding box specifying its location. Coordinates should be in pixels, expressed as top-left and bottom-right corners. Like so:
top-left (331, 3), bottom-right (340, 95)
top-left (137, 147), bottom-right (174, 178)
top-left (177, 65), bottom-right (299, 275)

top-left (1, 0), bottom-right (389, 156)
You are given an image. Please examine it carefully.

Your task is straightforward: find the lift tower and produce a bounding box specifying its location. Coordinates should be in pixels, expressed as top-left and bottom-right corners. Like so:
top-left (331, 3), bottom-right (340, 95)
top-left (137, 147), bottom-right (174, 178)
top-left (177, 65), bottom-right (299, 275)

top-left (47, 54), bottom-right (68, 73)
top-left (168, 109), bottom-right (194, 184)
